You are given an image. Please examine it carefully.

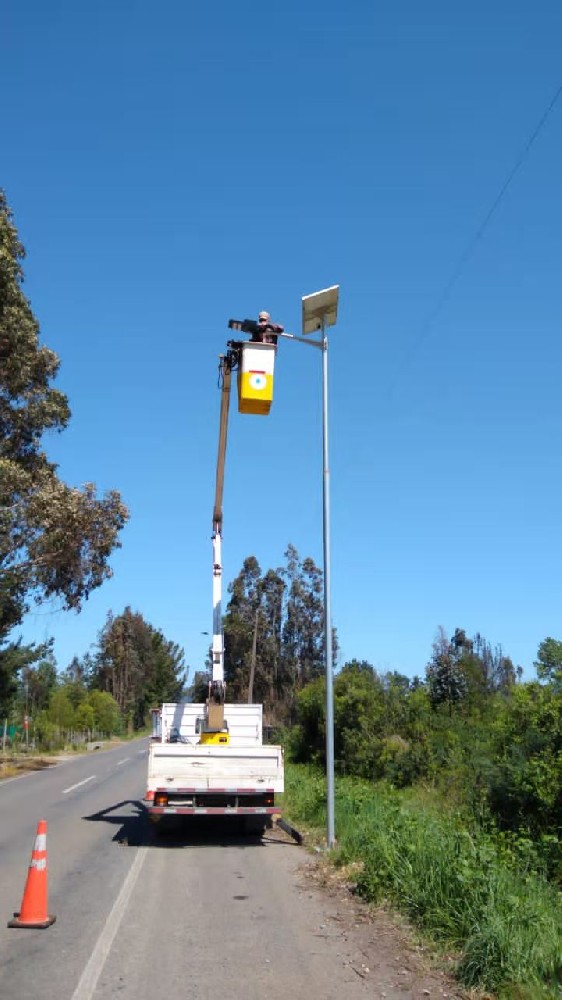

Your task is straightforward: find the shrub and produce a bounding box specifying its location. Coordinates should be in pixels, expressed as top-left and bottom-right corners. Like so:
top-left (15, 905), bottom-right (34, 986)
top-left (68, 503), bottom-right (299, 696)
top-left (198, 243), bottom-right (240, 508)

top-left (284, 765), bottom-right (562, 997)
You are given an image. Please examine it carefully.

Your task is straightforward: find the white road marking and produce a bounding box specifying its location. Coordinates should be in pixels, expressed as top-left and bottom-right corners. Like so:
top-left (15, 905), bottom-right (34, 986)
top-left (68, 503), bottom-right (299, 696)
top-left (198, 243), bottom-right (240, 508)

top-left (62, 775), bottom-right (96, 794)
top-left (116, 758), bottom-right (130, 766)
top-left (0, 742), bottom-right (146, 791)
top-left (70, 848), bottom-right (148, 1000)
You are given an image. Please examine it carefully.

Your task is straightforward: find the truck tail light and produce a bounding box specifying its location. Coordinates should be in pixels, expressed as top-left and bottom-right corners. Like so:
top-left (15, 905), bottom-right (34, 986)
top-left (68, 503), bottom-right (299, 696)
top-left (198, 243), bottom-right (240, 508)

top-left (265, 793), bottom-right (274, 807)
top-left (154, 792), bottom-right (168, 807)
top-left (145, 790), bottom-right (155, 802)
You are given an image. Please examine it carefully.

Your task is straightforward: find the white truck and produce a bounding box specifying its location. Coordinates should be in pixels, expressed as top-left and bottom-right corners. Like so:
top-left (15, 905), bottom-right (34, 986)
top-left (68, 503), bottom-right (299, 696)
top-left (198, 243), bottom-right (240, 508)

top-left (144, 326), bottom-right (286, 834)
top-left (144, 703), bottom-right (284, 833)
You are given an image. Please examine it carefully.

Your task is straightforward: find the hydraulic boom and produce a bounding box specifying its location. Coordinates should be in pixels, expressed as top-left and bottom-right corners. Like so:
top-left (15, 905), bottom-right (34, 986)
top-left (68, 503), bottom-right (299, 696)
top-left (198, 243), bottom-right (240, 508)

top-left (207, 315), bottom-right (281, 737)
top-left (210, 352), bottom-right (233, 716)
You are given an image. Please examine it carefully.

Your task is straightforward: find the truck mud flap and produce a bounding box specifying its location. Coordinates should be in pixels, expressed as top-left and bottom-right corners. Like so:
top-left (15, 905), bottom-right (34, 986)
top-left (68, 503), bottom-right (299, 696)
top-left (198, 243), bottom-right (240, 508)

top-left (275, 817), bottom-right (303, 844)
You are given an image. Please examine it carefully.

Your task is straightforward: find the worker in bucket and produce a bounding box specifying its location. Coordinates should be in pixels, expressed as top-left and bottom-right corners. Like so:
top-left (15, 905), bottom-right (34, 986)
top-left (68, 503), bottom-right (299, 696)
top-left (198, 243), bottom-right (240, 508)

top-left (250, 311), bottom-right (284, 345)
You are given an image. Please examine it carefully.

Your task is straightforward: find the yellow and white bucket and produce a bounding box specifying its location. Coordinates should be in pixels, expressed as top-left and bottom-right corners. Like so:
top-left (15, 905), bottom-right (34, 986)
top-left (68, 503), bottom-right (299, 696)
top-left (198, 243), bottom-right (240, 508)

top-left (237, 342), bottom-right (276, 415)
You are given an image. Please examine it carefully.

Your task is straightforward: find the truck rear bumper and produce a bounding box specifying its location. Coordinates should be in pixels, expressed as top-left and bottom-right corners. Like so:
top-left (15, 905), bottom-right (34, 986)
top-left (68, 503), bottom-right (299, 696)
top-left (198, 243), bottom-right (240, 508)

top-left (144, 786), bottom-right (280, 817)
top-left (145, 805), bottom-right (279, 816)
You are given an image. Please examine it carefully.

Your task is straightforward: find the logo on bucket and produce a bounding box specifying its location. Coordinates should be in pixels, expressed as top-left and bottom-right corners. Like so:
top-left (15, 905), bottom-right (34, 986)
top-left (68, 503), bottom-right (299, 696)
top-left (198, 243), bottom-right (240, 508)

top-left (249, 371), bottom-right (266, 391)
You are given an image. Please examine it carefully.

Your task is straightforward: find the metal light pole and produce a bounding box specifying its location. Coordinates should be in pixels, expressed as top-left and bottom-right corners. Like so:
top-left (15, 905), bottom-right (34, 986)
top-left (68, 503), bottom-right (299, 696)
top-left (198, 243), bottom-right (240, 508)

top-left (281, 285), bottom-right (339, 848)
top-left (320, 314), bottom-right (335, 849)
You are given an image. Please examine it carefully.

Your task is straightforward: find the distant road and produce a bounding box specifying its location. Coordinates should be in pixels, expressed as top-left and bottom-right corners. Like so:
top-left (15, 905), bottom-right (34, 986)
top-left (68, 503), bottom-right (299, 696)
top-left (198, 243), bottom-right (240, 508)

top-left (0, 740), bottom-right (461, 1000)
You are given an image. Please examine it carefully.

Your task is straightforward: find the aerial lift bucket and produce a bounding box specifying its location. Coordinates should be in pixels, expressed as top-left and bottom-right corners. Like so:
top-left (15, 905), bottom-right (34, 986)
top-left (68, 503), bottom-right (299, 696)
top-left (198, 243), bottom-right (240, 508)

top-left (237, 342), bottom-right (276, 415)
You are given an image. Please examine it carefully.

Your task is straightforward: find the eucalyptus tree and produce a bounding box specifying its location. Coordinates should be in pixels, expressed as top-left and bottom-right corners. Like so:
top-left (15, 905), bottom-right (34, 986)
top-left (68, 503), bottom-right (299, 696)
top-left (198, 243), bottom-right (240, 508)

top-left (0, 190), bottom-right (128, 714)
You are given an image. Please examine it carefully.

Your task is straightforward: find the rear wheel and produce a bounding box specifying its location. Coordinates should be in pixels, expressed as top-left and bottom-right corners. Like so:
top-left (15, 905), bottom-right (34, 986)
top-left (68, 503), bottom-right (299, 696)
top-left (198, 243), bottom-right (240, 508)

top-left (151, 815), bottom-right (182, 837)
top-left (243, 817), bottom-right (267, 837)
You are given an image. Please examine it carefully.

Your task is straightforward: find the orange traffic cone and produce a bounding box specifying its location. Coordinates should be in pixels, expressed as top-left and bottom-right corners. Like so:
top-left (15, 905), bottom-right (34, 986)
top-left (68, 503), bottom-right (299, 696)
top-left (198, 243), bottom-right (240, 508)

top-left (8, 819), bottom-right (56, 929)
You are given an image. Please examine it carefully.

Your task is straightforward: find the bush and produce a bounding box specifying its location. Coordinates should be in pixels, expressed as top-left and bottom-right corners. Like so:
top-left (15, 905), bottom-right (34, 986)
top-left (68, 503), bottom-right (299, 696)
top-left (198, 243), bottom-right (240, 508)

top-left (284, 765), bottom-right (562, 997)
top-left (32, 711), bottom-right (64, 750)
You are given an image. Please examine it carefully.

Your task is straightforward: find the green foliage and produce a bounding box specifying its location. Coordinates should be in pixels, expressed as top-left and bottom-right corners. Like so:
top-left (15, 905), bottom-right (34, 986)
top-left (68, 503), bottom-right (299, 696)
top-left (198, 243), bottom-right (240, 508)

top-left (0, 189), bottom-right (128, 654)
top-left (186, 669), bottom-right (210, 703)
top-left (48, 689), bottom-right (75, 730)
top-left (0, 638), bottom-right (48, 717)
top-left (426, 627), bottom-right (468, 712)
top-left (285, 765), bottom-right (562, 997)
top-left (282, 544), bottom-right (330, 690)
top-left (290, 629), bottom-right (562, 886)
top-left (283, 762), bottom-right (327, 827)
top-left (21, 652), bottom-right (58, 713)
top-left (32, 710), bottom-right (59, 748)
top-left (290, 658), bottom-right (432, 785)
top-left (74, 701), bottom-right (95, 731)
top-left (0, 604), bottom-right (185, 743)
top-left (425, 627), bottom-right (517, 717)
top-left (87, 690), bottom-right (120, 734)
top-left (58, 681), bottom-right (87, 711)
top-left (287, 676), bottom-right (326, 764)
top-left (58, 654), bottom-right (91, 707)
top-left (90, 608), bottom-right (185, 729)
top-left (148, 630), bottom-right (185, 706)
top-left (333, 660), bottom-right (385, 776)
top-left (535, 637), bottom-right (562, 688)
top-left (223, 545), bottom-right (337, 718)
top-left (485, 682), bottom-right (562, 863)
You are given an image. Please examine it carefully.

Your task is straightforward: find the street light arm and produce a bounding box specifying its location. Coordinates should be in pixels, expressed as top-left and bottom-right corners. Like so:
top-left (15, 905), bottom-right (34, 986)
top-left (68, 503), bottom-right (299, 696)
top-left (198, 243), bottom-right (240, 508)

top-left (278, 331), bottom-right (324, 350)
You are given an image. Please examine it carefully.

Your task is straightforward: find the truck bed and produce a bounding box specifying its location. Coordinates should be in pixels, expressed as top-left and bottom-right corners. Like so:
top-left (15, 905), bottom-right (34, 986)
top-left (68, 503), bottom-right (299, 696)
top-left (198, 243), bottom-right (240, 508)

top-left (144, 741), bottom-right (284, 819)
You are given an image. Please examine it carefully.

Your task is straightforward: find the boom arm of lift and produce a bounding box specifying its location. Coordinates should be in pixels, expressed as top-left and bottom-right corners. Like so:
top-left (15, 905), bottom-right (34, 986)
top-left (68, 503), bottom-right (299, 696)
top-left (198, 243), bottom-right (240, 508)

top-left (210, 353), bottom-right (233, 716)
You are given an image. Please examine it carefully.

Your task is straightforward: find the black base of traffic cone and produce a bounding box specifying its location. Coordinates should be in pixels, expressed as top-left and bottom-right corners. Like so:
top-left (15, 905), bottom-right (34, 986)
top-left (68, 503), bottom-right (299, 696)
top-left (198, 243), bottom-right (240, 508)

top-left (8, 912), bottom-right (56, 929)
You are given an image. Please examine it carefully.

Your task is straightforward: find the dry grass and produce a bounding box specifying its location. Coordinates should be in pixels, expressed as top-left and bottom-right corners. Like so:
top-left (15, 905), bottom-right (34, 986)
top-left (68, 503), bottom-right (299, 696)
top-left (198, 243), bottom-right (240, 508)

top-left (0, 756), bottom-right (55, 780)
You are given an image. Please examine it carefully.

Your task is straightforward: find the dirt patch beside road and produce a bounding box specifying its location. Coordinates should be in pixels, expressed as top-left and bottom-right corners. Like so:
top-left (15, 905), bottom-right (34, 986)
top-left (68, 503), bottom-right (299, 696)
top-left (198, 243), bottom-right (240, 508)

top-left (0, 739), bottom-right (129, 780)
top-left (0, 756), bottom-right (58, 780)
top-left (0, 745), bottom-right (109, 779)
top-left (268, 823), bottom-right (486, 1000)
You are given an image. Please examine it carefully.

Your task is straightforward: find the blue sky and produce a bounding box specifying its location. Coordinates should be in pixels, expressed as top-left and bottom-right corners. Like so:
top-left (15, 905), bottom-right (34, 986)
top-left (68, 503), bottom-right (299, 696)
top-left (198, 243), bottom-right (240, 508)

top-left (3, 0), bottom-right (562, 682)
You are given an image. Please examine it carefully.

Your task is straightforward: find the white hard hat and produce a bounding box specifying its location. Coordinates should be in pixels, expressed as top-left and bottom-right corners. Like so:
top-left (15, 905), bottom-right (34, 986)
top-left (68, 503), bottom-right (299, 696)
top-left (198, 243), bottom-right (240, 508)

top-left (258, 311), bottom-right (270, 321)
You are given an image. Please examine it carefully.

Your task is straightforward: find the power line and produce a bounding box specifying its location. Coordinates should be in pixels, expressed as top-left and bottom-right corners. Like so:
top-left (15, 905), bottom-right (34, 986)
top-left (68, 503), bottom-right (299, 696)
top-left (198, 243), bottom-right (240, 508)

top-left (391, 81), bottom-right (562, 388)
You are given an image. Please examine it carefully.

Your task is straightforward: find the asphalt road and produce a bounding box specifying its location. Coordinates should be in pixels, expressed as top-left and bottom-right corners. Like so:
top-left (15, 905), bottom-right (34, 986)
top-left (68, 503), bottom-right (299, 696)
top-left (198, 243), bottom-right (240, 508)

top-left (0, 739), bottom-right (150, 1000)
top-left (0, 742), bottom-right (460, 1000)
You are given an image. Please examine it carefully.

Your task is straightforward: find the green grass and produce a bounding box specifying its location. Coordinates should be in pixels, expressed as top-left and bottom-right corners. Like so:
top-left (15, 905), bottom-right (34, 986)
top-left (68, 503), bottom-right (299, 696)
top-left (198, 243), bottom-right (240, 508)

top-left (283, 764), bottom-right (562, 999)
